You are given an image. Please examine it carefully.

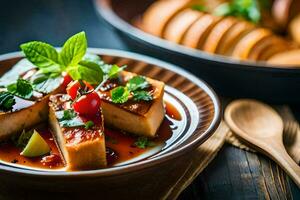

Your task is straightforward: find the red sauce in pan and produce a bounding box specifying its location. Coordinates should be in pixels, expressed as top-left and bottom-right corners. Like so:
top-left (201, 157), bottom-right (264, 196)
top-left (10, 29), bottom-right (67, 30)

top-left (0, 102), bottom-right (181, 170)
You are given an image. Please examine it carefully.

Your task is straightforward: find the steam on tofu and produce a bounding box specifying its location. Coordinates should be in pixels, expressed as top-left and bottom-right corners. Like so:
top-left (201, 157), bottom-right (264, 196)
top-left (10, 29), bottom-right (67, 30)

top-left (99, 71), bottom-right (165, 137)
top-left (49, 95), bottom-right (107, 171)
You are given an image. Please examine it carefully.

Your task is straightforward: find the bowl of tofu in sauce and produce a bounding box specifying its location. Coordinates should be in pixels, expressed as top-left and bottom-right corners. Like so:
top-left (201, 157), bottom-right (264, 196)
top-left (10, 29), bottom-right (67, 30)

top-left (0, 33), bottom-right (220, 191)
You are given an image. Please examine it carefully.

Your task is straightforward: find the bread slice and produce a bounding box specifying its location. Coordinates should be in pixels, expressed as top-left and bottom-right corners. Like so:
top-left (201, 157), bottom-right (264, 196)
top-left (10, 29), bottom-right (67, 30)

top-left (163, 8), bottom-right (203, 43)
top-left (267, 49), bottom-right (300, 66)
top-left (289, 14), bottom-right (300, 44)
top-left (182, 14), bottom-right (222, 49)
top-left (98, 71), bottom-right (165, 137)
top-left (232, 28), bottom-right (272, 60)
top-left (141, 0), bottom-right (194, 37)
top-left (203, 17), bottom-right (238, 53)
top-left (49, 95), bottom-right (107, 171)
top-left (216, 21), bottom-right (254, 55)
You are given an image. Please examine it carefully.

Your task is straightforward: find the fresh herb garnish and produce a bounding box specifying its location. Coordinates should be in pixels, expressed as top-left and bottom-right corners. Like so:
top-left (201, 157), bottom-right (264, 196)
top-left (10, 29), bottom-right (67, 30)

top-left (67, 60), bottom-right (104, 85)
top-left (56, 110), bottom-right (95, 129)
top-left (0, 91), bottom-right (16, 111)
top-left (56, 110), bottom-right (84, 128)
top-left (126, 76), bottom-right (149, 91)
top-left (191, 5), bottom-right (207, 12)
top-left (111, 86), bottom-right (130, 104)
top-left (110, 76), bottom-right (152, 104)
top-left (62, 109), bottom-right (77, 120)
top-left (20, 32), bottom-right (104, 88)
top-left (134, 137), bottom-right (155, 149)
top-left (84, 121), bottom-right (94, 129)
top-left (20, 41), bottom-right (61, 74)
top-left (7, 79), bottom-right (33, 99)
top-left (214, 0), bottom-right (269, 23)
top-left (133, 91), bottom-right (153, 101)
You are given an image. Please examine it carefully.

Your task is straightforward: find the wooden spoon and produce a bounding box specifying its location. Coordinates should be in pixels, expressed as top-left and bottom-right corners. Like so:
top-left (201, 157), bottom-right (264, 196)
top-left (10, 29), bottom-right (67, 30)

top-left (225, 99), bottom-right (300, 188)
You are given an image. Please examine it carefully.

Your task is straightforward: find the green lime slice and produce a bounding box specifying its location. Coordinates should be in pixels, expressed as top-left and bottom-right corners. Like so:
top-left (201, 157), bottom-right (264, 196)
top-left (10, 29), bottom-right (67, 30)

top-left (20, 130), bottom-right (50, 157)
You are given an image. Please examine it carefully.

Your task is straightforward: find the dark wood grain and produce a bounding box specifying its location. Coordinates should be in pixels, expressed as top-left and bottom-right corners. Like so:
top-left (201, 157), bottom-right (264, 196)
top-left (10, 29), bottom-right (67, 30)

top-left (0, 0), bottom-right (299, 199)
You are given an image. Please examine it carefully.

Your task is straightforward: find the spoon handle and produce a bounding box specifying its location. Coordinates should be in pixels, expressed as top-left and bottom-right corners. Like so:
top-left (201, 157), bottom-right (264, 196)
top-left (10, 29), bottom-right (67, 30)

top-left (268, 140), bottom-right (300, 188)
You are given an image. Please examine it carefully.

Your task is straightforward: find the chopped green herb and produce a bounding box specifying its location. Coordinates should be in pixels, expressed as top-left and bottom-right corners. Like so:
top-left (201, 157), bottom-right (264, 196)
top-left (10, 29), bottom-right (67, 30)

top-left (7, 79), bottom-right (33, 99)
top-left (191, 5), bottom-right (207, 12)
top-left (84, 121), bottom-right (94, 129)
top-left (134, 137), bottom-right (155, 149)
top-left (126, 76), bottom-right (149, 91)
top-left (110, 76), bottom-right (152, 104)
top-left (0, 91), bottom-right (15, 111)
top-left (56, 110), bottom-right (85, 128)
top-left (62, 109), bottom-right (77, 120)
top-left (111, 86), bottom-right (129, 104)
top-left (214, 0), bottom-right (269, 23)
top-left (133, 91), bottom-right (153, 101)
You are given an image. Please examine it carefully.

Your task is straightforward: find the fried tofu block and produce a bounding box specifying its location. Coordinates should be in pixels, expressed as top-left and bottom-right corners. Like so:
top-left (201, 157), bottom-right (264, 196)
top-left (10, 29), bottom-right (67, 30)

top-left (99, 71), bottom-right (165, 137)
top-left (0, 59), bottom-right (64, 140)
top-left (49, 95), bottom-right (107, 171)
top-left (0, 87), bottom-right (62, 141)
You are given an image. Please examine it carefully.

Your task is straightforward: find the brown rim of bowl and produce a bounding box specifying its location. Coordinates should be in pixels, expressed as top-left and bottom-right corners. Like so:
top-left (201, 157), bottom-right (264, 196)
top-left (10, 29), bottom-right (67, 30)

top-left (0, 48), bottom-right (221, 177)
top-left (94, 0), bottom-right (300, 71)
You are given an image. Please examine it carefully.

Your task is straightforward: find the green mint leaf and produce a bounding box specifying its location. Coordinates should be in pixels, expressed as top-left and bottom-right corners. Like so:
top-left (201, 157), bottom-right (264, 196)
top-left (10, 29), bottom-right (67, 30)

top-left (31, 73), bottom-right (63, 94)
top-left (84, 121), bottom-right (94, 129)
top-left (7, 79), bottom-right (33, 99)
top-left (133, 91), bottom-right (153, 101)
top-left (111, 86), bottom-right (129, 104)
top-left (108, 65), bottom-right (126, 79)
top-left (126, 76), bottom-right (150, 92)
top-left (191, 5), bottom-right (207, 12)
top-left (134, 137), bottom-right (155, 149)
top-left (67, 60), bottom-right (104, 85)
top-left (20, 41), bottom-right (61, 73)
top-left (0, 91), bottom-right (16, 111)
top-left (60, 31), bottom-right (87, 67)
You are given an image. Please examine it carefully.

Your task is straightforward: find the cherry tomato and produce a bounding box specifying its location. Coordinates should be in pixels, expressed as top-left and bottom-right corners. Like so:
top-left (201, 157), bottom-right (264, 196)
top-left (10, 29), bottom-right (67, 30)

top-left (67, 80), bottom-right (93, 100)
top-left (73, 92), bottom-right (101, 116)
top-left (62, 73), bottom-right (73, 88)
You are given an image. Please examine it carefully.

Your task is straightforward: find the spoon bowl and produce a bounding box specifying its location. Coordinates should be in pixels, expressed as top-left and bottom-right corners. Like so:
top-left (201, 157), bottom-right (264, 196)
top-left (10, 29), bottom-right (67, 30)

top-left (228, 100), bottom-right (283, 138)
top-left (225, 99), bottom-right (300, 188)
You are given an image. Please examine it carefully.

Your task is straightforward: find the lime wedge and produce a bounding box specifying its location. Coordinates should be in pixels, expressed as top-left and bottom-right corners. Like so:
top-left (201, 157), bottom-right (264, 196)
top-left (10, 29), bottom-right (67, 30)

top-left (20, 130), bottom-right (50, 157)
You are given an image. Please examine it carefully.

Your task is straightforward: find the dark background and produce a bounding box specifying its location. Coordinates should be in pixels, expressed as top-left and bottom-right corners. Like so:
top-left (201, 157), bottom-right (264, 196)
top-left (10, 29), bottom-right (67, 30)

top-left (0, 0), bottom-right (299, 199)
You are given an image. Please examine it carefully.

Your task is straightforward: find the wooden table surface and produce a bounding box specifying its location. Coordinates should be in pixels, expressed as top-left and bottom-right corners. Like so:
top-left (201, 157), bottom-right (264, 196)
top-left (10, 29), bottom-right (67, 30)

top-left (0, 0), bottom-right (299, 199)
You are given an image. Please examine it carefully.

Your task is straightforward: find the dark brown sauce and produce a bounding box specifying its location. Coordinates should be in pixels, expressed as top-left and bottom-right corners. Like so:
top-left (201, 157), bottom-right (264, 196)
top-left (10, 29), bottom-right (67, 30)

top-left (165, 101), bottom-right (182, 121)
top-left (0, 102), bottom-right (181, 170)
top-left (0, 127), bottom-right (64, 169)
